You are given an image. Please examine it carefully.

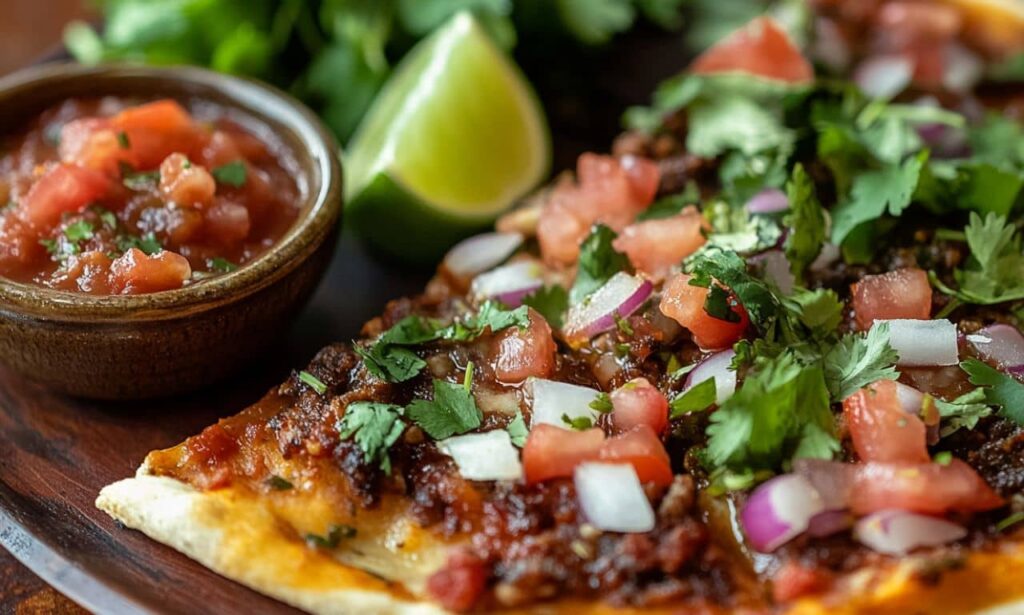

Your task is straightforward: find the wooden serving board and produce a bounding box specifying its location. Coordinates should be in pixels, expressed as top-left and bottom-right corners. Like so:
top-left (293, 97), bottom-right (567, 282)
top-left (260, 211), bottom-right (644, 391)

top-left (0, 32), bottom-right (687, 613)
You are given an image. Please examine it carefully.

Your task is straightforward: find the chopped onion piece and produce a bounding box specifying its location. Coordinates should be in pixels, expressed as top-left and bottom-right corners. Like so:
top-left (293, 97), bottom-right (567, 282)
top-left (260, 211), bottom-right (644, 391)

top-left (744, 188), bottom-right (789, 214)
top-left (443, 232), bottom-right (523, 279)
top-left (966, 323), bottom-right (1024, 370)
top-left (807, 509), bottom-right (853, 538)
top-left (469, 261), bottom-right (544, 307)
top-left (529, 378), bottom-right (601, 429)
top-left (874, 319), bottom-right (958, 366)
top-left (754, 250), bottom-right (795, 295)
top-left (740, 474), bottom-right (826, 552)
top-left (853, 510), bottom-right (966, 555)
top-left (942, 44), bottom-right (983, 94)
top-left (683, 349), bottom-right (737, 405)
top-left (894, 382), bottom-right (924, 414)
top-left (437, 430), bottom-right (523, 481)
top-left (564, 272), bottom-right (653, 343)
top-left (574, 462), bottom-right (655, 533)
top-left (810, 242), bottom-right (840, 273)
top-left (854, 55), bottom-right (914, 99)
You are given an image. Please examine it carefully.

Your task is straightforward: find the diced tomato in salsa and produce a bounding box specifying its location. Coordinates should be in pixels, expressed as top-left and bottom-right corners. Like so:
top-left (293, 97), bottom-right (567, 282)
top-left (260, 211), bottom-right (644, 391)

top-left (844, 380), bottom-right (930, 464)
top-left (613, 207), bottom-right (707, 280)
top-left (611, 378), bottom-right (670, 434)
top-left (849, 459), bottom-right (1003, 515)
top-left (523, 423), bottom-right (673, 486)
top-left (850, 268), bottom-right (932, 330)
top-left (660, 273), bottom-right (749, 350)
top-left (487, 308), bottom-right (557, 383)
top-left (690, 17), bottom-right (815, 84)
top-left (21, 163), bottom-right (111, 228)
top-left (598, 425), bottom-right (674, 486)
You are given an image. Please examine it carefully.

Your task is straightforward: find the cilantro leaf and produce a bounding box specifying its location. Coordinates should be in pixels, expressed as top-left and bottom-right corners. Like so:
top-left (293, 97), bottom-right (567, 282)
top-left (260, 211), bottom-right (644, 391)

top-left (64, 220), bottom-right (94, 243)
top-left (703, 200), bottom-right (783, 255)
top-left (706, 352), bottom-right (838, 479)
top-left (823, 323), bottom-right (899, 401)
top-left (784, 287), bottom-right (843, 336)
top-left (212, 161), bottom-right (247, 187)
top-left (298, 370), bottom-right (328, 395)
top-left (686, 246), bottom-right (780, 333)
top-left (557, 0), bottom-right (634, 45)
top-left (441, 301), bottom-right (529, 341)
top-left (932, 389), bottom-right (993, 437)
top-left (830, 151), bottom-right (927, 246)
top-left (115, 232), bottom-right (162, 256)
top-left (522, 285), bottom-right (568, 329)
top-left (507, 411), bottom-right (529, 448)
top-left (783, 164), bottom-right (825, 284)
top-left (960, 359), bottom-right (1024, 426)
top-left (561, 413), bottom-right (594, 430)
top-left (337, 402), bottom-right (406, 473)
top-left (570, 224), bottom-right (630, 304)
top-left (356, 344), bottom-right (427, 383)
top-left (933, 213), bottom-right (1024, 305)
top-left (669, 378), bottom-right (716, 417)
top-left (407, 378), bottom-right (483, 440)
top-left (687, 96), bottom-right (794, 159)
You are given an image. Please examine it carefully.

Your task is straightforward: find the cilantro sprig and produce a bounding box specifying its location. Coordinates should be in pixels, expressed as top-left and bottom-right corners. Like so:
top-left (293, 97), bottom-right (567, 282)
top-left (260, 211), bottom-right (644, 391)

top-left (960, 358), bottom-right (1024, 426)
top-left (570, 224), bottom-right (630, 304)
top-left (932, 213), bottom-right (1024, 306)
top-left (407, 364), bottom-right (483, 440)
top-left (337, 402), bottom-right (406, 473)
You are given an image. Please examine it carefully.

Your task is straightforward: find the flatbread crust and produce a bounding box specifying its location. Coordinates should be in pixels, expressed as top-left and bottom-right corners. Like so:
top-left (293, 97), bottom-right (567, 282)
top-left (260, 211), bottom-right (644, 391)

top-left (98, 466), bottom-right (1024, 615)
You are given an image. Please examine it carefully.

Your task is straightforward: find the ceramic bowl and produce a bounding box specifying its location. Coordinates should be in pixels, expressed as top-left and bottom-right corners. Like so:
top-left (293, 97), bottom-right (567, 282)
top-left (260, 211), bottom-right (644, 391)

top-left (0, 63), bottom-right (343, 399)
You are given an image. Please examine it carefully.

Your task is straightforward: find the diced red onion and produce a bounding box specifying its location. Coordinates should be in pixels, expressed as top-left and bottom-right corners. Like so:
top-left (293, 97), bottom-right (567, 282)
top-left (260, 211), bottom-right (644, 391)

top-left (683, 349), bottom-right (737, 405)
top-left (854, 55), bottom-right (914, 99)
top-left (437, 430), bottom-right (523, 481)
top-left (744, 188), bottom-right (789, 214)
top-left (443, 232), bottom-right (523, 279)
top-left (874, 319), bottom-right (959, 366)
top-left (564, 273), bottom-right (653, 342)
top-left (942, 43), bottom-right (983, 94)
top-left (740, 474), bottom-right (826, 552)
top-left (753, 250), bottom-right (795, 295)
top-left (529, 378), bottom-right (601, 429)
top-left (853, 510), bottom-right (966, 555)
top-left (469, 261), bottom-right (544, 307)
top-left (965, 324), bottom-right (1024, 371)
top-left (575, 462), bottom-right (655, 533)
top-left (806, 509), bottom-right (854, 538)
top-left (793, 458), bottom-right (853, 511)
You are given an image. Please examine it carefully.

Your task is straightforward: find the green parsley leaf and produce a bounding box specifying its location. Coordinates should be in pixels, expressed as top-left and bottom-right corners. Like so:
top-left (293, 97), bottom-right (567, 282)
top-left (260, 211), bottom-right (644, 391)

top-left (91, 205), bottom-right (118, 230)
top-left (703, 200), bottom-right (783, 255)
top-left (115, 232), bottom-right (163, 256)
top-left (337, 402), bottom-right (406, 473)
top-left (298, 370), bottom-right (328, 395)
top-left (933, 451), bottom-right (953, 465)
top-left (207, 257), bottom-right (238, 273)
top-left (706, 352), bottom-right (838, 480)
top-left (64, 220), bottom-right (95, 243)
top-left (212, 160), bottom-right (248, 187)
top-left (784, 287), bottom-right (843, 336)
top-left (561, 413), bottom-right (594, 430)
top-left (507, 411), bottom-right (529, 448)
top-left (356, 344), bottom-right (426, 383)
top-left (960, 358), bottom-right (1024, 426)
top-left (686, 246), bottom-right (780, 333)
top-left (123, 170), bottom-right (160, 191)
top-left (39, 238), bottom-right (59, 256)
top-left (570, 224), bottom-right (630, 304)
top-left (687, 95), bottom-right (794, 159)
top-left (441, 301), bottom-right (529, 341)
top-left (669, 378), bottom-right (716, 417)
top-left (305, 524), bottom-right (356, 549)
top-left (589, 392), bottom-right (613, 413)
top-left (406, 378), bottom-right (483, 440)
top-left (933, 213), bottom-right (1024, 305)
top-left (521, 285), bottom-right (568, 329)
top-left (783, 164), bottom-right (825, 284)
top-left (266, 475), bottom-right (293, 490)
top-left (830, 151), bottom-right (927, 246)
top-left (932, 388), bottom-right (992, 437)
top-left (823, 323), bottom-right (899, 402)
top-left (116, 131), bottom-right (131, 149)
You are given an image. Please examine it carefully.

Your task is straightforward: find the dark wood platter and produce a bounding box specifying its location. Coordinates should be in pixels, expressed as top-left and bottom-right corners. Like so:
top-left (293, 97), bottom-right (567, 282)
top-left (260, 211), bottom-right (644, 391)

top-left (0, 33), bottom-right (688, 614)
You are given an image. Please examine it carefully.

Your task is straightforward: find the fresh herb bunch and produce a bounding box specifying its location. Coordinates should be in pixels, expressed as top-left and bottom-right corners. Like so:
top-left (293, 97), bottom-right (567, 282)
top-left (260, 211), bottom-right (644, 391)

top-left (67, 0), bottom-right (688, 143)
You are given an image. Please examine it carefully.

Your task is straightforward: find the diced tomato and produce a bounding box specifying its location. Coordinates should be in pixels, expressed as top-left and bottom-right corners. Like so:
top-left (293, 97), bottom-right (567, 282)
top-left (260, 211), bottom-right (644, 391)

top-left (659, 273), bottom-right (749, 350)
top-left (523, 425), bottom-right (605, 484)
top-left (844, 380), bottom-right (929, 464)
top-left (610, 378), bottom-right (669, 434)
top-left (849, 459), bottom-right (1003, 515)
top-left (599, 425), bottom-right (674, 486)
top-left (204, 202), bottom-right (251, 245)
top-left (850, 268), bottom-right (932, 330)
top-left (110, 100), bottom-right (204, 170)
top-left (690, 17), bottom-right (814, 84)
top-left (425, 549), bottom-right (487, 612)
top-left (58, 118), bottom-right (134, 175)
top-left (488, 308), bottom-right (557, 383)
top-left (21, 163), bottom-right (111, 228)
top-left (772, 561), bottom-right (833, 603)
top-left (537, 153), bottom-right (660, 266)
top-left (159, 153), bottom-right (216, 208)
top-left (109, 248), bottom-right (191, 294)
top-left (613, 207), bottom-right (708, 280)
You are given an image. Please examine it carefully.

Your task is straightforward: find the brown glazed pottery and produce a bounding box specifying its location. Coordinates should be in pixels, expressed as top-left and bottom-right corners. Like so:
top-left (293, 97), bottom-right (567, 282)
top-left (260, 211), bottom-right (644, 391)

top-left (0, 63), bottom-right (343, 399)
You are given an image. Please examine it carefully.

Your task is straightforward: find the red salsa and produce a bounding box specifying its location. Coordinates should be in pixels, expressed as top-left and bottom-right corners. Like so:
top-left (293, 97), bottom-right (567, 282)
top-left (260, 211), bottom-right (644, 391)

top-left (0, 98), bottom-right (302, 294)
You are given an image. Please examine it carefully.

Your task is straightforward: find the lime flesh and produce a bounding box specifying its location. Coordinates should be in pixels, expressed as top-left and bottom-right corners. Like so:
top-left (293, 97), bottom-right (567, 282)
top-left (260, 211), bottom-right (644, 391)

top-left (344, 12), bottom-right (550, 265)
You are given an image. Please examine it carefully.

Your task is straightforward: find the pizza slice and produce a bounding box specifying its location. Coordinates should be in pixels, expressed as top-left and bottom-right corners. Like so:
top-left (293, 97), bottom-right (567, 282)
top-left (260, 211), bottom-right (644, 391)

top-left (99, 5), bottom-right (1024, 614)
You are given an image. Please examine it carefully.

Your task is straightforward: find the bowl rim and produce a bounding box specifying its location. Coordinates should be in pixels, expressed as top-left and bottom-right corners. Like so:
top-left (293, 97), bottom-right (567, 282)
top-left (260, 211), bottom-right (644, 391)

top-left (0, 62), bottom-right (342, 322)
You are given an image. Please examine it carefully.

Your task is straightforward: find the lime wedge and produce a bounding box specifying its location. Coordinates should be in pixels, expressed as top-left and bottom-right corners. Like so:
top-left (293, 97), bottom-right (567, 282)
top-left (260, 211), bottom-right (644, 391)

top-left (344, 12), bottom-right (551, 265)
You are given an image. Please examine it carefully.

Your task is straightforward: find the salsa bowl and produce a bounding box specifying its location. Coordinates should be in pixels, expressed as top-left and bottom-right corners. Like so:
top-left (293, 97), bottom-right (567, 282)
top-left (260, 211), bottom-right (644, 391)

top-left (0, 63), bottom-right (343, 399)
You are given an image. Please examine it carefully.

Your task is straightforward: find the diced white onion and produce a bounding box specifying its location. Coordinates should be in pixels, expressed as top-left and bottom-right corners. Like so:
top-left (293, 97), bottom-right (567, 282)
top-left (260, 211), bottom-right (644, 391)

top-left (469, 261), bottom-right (544, 307)
top-left (443, 232), bottom-right (523, 279)
top-left (574, 462), bottom-right (655, 533)
top-left (942, 43), bottom-right (984, 94)
top-left (894, 382), bottom-right (924, 414)
top-left (874, 319), bottom-right (959, 366)
top-left (529, 378), bottom-right (601, 429)
top-left (437, 430), bottom-right (523, 481)
top-left (854, 509), bottom-right (966, 555)
top-left (854, 55), bottom-right (914, 100)
top-left (683, 349), bottom-right (737, 405)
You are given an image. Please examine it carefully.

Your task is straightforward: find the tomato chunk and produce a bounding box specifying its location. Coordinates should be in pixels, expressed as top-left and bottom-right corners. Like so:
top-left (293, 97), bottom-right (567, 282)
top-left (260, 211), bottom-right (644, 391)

top-left (488, 308), bottom-right (557, 383)
top-left (844, 380), bottom-right (929, 464)
top-left (537, 153), bottom-right (660, 266)
top-left (850, 459), bottom-right (1003, 515)
top-left (850, 268), bottom-right (932, 330)
top-left (690, 17), bottom-right (814, 84)
top-left (21, 163), bottom-right (111, 228)
top-left (110, 100), bottom-right (203, 170)
top-left (159, 153), bottom-right (216, 208)
top-left (660, 273), bottom-right (749, 350)
top-left (523, 425), bottom-right (604, 484)
top-left (599, 425), bottom-right (674, 486)
top-left (613, 207), bottom-right (707, 280)
top-left (425, 549), bottom-right (487, 612)
top-left (610, 378), bottom-right (669, 435)
top-left (109, 248), bottom-right (191, 294)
